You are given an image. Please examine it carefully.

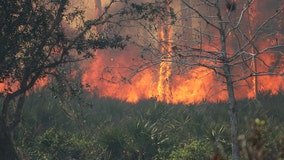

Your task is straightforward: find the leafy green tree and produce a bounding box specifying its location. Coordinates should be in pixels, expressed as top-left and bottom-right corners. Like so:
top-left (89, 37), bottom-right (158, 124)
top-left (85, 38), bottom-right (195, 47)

top-left (0, 0), bottom-right (129, 159)
top-left (0, 0), bottom-right (173, 157)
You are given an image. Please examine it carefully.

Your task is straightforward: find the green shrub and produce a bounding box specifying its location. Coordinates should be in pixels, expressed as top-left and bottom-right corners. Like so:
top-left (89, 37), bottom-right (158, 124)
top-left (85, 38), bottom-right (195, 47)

top-left (22, 128), bottom-right (107, 160)
top-left (168, 140), bottom-right (212, 160)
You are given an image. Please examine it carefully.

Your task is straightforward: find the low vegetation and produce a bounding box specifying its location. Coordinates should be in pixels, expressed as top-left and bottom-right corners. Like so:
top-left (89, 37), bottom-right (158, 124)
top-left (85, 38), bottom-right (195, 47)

top-left (11, 89), bottom-right (284, 159)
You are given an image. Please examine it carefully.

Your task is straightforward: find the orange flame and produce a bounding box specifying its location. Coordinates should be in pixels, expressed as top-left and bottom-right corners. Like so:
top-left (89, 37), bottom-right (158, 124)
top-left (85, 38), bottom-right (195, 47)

top-left (81, 50), bottom-right (157, 103)
top-left (0, 77), bottom-right (48, 95)
top-left (2, 0), bottom-right (283, 105)
top-left (80, 0), bottom-right (284, 104)
top-left (157, 11), bottom-right (173, 103)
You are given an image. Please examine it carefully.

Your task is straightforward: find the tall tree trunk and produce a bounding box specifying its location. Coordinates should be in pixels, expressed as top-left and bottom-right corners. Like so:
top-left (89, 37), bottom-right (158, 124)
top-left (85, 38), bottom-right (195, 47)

top-left (0, 118), bottom-right (19, 160)
top-left (223, 63), bottom-right (240, 160)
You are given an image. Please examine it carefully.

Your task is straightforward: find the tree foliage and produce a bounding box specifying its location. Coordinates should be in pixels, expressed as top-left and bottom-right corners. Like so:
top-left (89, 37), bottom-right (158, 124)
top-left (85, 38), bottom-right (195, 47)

top-left (0, 0), bottom-right (136, 159)
top-left (0, 0), bottom-right (126, 92)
